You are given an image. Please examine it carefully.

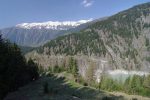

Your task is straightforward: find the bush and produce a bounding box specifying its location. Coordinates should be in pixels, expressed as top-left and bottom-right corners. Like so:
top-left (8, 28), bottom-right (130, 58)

top-left (132, 98), bottom-right (138, 100)
top-left (83, 82), bottom-right (88, 86)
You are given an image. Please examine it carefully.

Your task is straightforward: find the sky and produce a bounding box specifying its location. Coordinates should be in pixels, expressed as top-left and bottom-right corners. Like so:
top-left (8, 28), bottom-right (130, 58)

top-left (0, 0), bottom-right (150, 29)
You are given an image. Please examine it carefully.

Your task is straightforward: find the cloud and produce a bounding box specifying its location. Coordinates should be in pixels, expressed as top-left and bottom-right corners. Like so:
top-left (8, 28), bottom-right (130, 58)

top-left (82, 0), bottom-right (94, 7)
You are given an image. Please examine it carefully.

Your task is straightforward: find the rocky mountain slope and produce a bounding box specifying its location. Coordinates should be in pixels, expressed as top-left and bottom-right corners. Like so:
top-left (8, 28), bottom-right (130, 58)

top-left (1, 20), bottom-right (92, 47)
top-left (26, 3), bottom-right (150, 81)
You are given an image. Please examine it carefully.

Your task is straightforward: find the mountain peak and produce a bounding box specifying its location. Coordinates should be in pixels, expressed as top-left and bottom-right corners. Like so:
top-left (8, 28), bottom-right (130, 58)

top-left (16, 19), bottom-right (93, 30)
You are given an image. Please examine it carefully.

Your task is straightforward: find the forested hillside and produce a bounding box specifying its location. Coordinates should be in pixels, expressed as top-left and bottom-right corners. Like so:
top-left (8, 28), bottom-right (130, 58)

top-left (25, 2), bottom-right (150, 98)
top-left (27, 2), bottom-right (150, 72)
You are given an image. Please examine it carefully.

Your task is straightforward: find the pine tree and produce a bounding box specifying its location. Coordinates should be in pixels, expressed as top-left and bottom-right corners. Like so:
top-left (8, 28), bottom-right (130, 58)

top-left (68, 57), bottom-right (78, 77)
top-left (85, 64), bottom-right (95, 85)
top-left (72, 59), bottom-right (78, 77)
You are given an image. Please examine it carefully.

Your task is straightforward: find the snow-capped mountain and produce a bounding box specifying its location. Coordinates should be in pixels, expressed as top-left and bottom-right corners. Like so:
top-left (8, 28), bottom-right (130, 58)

top-left (1, 19), bottom-right (92, 47)
top-left (16, 19), bottom-right (92, 30)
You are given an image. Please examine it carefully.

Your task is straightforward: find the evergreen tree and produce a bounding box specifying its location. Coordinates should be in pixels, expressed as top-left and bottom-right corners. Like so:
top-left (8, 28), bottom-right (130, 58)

top-left (85, 64), bottom-right (95, 85)
top-left (0, 35), bottom-right (39, 99)
top-left (68, 57), bottom-right (78, 77)
top-left (72, 59), bottom-right (78, 77)
top-left (27, 58), bottom-right (39, 80)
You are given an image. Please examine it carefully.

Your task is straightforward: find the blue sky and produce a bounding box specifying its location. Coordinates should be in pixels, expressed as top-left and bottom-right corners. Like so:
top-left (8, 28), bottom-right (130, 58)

top-left (0, 0), bottom-right (150, 28)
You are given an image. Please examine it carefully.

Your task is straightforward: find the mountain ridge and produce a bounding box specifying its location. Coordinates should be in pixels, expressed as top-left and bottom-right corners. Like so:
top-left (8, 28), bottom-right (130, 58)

top-left (1, 19), bottom-right (93, 47)
top-left (16, 19), bottom-right (92, 30)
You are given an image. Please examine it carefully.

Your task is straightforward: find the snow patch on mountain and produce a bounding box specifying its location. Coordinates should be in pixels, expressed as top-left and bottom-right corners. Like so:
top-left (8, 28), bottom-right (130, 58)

top-left (16, 19), bottom-right (93, 30)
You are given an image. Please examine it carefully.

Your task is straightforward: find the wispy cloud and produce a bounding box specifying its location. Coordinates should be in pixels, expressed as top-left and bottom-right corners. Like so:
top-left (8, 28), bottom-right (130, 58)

top-left (82, 0), bottom-right (94, 7)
